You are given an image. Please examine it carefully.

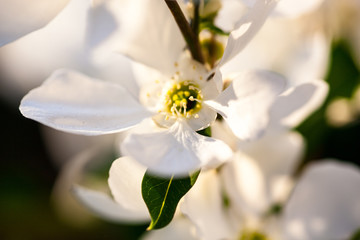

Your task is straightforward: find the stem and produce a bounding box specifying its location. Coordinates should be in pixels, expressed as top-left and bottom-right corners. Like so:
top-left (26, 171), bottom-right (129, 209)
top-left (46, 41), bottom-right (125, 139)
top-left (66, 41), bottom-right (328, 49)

top-left (165, 0), bottom-right (204, 64)
top-left (191, 1), bottom-right (200, 36)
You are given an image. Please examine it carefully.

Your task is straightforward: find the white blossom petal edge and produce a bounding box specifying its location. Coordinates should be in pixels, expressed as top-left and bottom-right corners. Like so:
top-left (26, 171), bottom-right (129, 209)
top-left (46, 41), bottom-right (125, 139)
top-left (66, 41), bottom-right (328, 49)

top-left (121, 119), bottom-right (233, 177)
top-left (284, 160), bottom-right (360, 240)
top-left (72, 156), bottom-right (150, 223)
top-left (20, 69), bottom-right (152, 135)
top-left (206, 70), bottom-right (286, 140)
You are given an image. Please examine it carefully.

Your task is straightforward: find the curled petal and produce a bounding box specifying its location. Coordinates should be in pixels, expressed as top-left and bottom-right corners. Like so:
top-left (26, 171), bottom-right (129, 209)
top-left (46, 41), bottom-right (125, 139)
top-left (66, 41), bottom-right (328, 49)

top-left (121, 119), bottom-right (232, 177)
top-left (270, 79), bottom-right (329, 129)
top-left (108, 157), bottom-right (148, 214)
top-left (20, 69), bottom-right (151, 135)
top-left (206, 70), bottom-right (286, 140)
top-left (219, 0), bottom-right (278, 66)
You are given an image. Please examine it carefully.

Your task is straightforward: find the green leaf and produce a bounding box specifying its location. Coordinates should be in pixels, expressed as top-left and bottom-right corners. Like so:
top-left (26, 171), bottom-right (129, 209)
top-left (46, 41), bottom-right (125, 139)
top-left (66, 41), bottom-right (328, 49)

top-left (199, 21), bottom-right (230, 36)
top-left (196, 126), bottom-right (211, 137)
top-left (350, 228), bottom-right (360, 240)
top-left (142, 170), bottom-right (200, 230)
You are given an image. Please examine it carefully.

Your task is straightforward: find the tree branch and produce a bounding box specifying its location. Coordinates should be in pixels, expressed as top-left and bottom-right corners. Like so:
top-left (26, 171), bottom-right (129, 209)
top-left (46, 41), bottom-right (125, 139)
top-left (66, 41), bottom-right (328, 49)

top-left (164, 0), bottom-right (204, 64)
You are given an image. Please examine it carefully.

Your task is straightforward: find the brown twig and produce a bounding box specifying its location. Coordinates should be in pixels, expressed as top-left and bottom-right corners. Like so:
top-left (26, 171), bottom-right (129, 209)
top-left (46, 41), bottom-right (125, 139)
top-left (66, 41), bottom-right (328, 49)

top-left (164, 0), bottom-right (204, 64)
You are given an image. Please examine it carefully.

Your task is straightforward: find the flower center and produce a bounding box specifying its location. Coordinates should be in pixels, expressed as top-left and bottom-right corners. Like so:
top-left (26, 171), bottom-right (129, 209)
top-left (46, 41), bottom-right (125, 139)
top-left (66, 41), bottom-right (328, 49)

top-left (164, 81), bottom-right (203, 118)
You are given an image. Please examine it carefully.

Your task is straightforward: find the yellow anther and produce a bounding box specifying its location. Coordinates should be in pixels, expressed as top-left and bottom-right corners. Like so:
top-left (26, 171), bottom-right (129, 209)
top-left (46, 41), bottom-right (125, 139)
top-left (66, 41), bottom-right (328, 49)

top-left (172, 95), bottom-right (179, 101)
top-left (164, 80), bottom-right (202, 118)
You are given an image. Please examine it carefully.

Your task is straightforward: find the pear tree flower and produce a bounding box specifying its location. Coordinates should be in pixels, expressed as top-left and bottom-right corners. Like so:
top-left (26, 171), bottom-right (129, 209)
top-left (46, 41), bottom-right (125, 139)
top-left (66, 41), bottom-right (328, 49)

top-left (146, 158), bottom-right (360, 240)
top-left (71, 60), bottom-right (329, 228)
top-left (20, 0), bottom-right (289, 176)
top-left (179, 130), bottom-right (304, 240)
top-left (0, 0), bottom-right (70, 47)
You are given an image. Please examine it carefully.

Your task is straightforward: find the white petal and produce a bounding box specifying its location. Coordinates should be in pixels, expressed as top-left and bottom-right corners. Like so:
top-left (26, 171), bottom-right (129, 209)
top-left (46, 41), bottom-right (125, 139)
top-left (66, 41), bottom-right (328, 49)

top-left (281, 33), bottom-right (329, 87)
top-left (269, 80), bottom-right (329, 129)
top-left (240, 0), bottom-right (324, 18)
top-left (72, 185), bottom-right (149, 223)
top-left (219, 0), bottom-right (278, 66)
top-left (108, 157), bottom-right (148, 214)
top-left (141, 217), bottom-right (198, 240)
top-left (186, 104), bottom-right (217, 131)
top-left (215, 0), bottom-right (247, 32)
top-left (0, 0), bottom-right (112, 101)
top-left (274, 0), bottom-right (324, 18)
top-left (20, 69), bottom-right (151, 135)
top-left (222, 152), bottom-right (267, 218)
top-left (121, 119), bottom-right (232, 177)
top-left (241, 131), bottom-right (304, 202)
top-left (211, 120), bottom-right (238, 151)
top-left (284, 161), bottom-right (360, 240)
top-left (117, 0), bottom-right (185, 74)
top-left (0, 0), bottom-right (69, 47)
top-left (220, 17), bottom-right (329, 87)
top-left (206, 70), bottom-right (286, 140)
top-left (182, 171), bottom-right (235, 240)
top-left (222, 131), bottom-right (304, 217)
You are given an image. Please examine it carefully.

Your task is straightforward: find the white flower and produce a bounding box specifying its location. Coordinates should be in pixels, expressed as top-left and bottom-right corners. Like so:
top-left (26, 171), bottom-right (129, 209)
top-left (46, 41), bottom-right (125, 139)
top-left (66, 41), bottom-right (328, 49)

top-left (180, 130), bottom-right (304, 240)
top-left (148, 158), bottom-right (360, 240)
top-left (20, 0), bottom-right (288, 176)
top-left (0, 0), bottom-right (70, 47)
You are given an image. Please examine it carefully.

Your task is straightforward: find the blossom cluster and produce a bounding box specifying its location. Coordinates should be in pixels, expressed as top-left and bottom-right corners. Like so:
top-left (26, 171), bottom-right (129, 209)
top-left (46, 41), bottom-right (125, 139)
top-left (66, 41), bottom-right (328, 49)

top-left (2, 0), bottom-right (360, 239)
